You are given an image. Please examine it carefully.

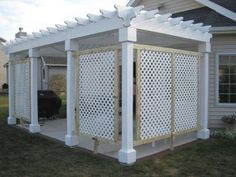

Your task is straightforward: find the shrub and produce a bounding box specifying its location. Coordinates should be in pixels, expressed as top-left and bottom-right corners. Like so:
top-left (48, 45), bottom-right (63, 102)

top-left (222, 114), bottom-right (236, 124)
top-left (48, 74), bottom-right (66, 93)
top-left (2, 83), bottom-right (8, 90)
top-left (211, 129), bottom-right (236, 144)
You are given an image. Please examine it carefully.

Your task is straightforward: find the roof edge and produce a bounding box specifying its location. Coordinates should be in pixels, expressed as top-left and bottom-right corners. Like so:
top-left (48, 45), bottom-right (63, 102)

top-left (211, 26), bottom-right (236, 34)
top-left (128, 0), bottom-right (236, 21)
top-left (194, 0), bottom-right (236, 21)
top-left (127, 0), bottom-right (141, 7)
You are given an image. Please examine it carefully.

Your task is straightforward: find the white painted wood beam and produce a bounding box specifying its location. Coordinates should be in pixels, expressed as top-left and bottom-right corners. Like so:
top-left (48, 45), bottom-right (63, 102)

top-left (8, 18), bottom-right (123, 53)
top-left (200, 25), bottom-right (211, 32)
top-left (136, 21), bottom-right (212, 42)
top-left (115, 4), bottom-right (144, 26)
top-left (100, 9), bottom-right (116, 18)
top-left (169, 17), bottom-right (183, 26)
top-left (20, 36), bottom-right (28, 42)
top-left (27, 34), bottom-right (34, 40)
top-left (40, 29), bottom-right (49, 36)
top-left (47, 27), bottom-right (57, 34)
top-left (191, 23), bottom-right (203, 31)
top-left (64, 20), bottom-right (77, 28)
top-left (32, 32), bottom-right (42, 38)
top-left (75, 17), bottom-right (89, 25)
top-left (87, 13), bottom-right (103, 22)
top-left (155, 13), bottom-right (172, 23)
top-left (55, 24), bottom-right (66, 31)
top-left (145, 9), bottom-right (159, 19)
top-left (131, 9), bottom-right (159, 24)
top-left (180, 20), bottom-right (194, 28)
top-left (6, 5), bottom-right (213, 54)
top-left (15, 38), bottom-right (22, 43)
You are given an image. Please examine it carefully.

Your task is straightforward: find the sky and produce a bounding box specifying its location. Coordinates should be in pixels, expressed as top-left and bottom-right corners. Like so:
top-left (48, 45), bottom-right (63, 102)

top-left (0, 0), bottom-right (128, 41)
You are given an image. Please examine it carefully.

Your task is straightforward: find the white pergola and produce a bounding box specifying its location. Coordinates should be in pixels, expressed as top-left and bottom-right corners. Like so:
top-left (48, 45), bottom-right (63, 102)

top-left (6, 5), bottom-right (212, 165)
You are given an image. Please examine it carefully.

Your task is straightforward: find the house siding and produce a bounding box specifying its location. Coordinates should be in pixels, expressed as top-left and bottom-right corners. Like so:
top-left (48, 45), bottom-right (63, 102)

top-left (38, 58), bottom-right (42, 90)
top-left (47, 66), bottom-right (66, 93)
top-left (136, 0), bottom-right (203, 14)
top-left (0, 43), bottom-right (7, 87)
top-left (208, 34), bottom-right (236, 128)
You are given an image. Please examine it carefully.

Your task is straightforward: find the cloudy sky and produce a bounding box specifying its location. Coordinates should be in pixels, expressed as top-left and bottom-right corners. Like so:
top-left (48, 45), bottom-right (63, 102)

top-left (0, 0), bottom-right (128, 41)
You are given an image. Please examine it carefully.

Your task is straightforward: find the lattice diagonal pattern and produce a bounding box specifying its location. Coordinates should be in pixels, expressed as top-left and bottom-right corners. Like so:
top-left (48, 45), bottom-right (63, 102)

top-left (139, 50), bottom-right (172, 140)
top-left (174, 54), bottom-right (199, 133)
top-left (78, 50), bottom-right (117, 141)
top-left (14, 61), bottom-right (31, 121)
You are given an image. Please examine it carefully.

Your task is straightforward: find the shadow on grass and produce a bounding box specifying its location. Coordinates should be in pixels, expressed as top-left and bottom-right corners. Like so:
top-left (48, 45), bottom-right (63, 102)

top-left (0, 94), bottom-right (236, 177)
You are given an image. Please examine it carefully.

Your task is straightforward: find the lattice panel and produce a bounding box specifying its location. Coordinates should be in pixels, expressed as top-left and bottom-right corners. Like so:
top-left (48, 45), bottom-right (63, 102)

top-left (138, 50), bottom-right (172, 140)
top-left (78, 50), bottom-right (118, 141)
top-left (174, 54), bottom-right (199, 133)
top-left (14, 61), bottom-right (31, 121)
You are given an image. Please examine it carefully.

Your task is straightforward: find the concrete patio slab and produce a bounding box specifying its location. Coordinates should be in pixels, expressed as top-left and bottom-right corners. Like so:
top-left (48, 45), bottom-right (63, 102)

top-left (39, 119), bottom-right (197, 159)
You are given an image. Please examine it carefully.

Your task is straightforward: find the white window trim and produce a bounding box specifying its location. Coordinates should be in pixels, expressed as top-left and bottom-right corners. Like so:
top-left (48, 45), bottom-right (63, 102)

top-left (216, 52), bottom-right (236, 107)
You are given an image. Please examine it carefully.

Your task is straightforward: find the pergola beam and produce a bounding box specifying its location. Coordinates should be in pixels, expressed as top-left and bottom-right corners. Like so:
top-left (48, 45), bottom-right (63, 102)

top-left (7, 18), bottom-right (123, 54)
top-left (6, 5), bottom-right (211, 54)
top-left (136, 23), bottom-right (211, 42)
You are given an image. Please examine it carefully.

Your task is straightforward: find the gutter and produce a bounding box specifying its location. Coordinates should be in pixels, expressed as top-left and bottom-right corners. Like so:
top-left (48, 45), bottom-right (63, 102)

top-left (210, 26), bottom-right (236, 34)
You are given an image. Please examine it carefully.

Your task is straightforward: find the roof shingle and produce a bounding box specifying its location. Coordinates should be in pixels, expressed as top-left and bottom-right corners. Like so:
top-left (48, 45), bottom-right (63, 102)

top-left (173, 6), bottom-right (236, 27)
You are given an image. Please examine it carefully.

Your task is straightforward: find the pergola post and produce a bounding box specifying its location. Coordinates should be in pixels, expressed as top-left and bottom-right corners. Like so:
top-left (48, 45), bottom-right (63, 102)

top-left (65, 39), bottom-right (79, 146)
top-left (29, 48), bottom-right (40, 133)
top-left (118, 27), bottom-right (137, 165)
top-left (197, 42), bottom-right (211, 139)
top-left (7, 54), bottom-right (16, 125)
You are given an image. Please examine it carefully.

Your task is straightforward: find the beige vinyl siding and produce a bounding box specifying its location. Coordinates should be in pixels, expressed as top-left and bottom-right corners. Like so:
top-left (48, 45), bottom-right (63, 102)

top-left (0, 43), bottom-right (7, 87)
top-left (208, 34), bottom-right (236, 128)
top-left (136, 0), bottom-right (203, 14)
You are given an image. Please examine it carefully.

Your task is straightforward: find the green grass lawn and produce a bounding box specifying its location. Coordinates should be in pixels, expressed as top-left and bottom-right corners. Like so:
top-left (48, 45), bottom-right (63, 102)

top-left (0, 94), bottom-right (236, 177)
top-left (0, 93), bottom-right (8, 119)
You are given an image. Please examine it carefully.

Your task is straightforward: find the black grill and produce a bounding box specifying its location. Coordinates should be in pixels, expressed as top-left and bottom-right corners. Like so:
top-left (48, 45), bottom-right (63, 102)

top-left (38, 90), bottom-right (62, 119)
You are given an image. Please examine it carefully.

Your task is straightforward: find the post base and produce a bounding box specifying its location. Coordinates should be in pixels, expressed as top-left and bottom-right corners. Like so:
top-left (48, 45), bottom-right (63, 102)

top-left (197, 129), bottom-right (210, 139)
top-left (29, 124), bottom-right (40, 133)
top-left (7, 116), bottom-right (16, 125)
top-left (65, 134), bottom-right (79, 147)
top-left (119, 149), bottom-right (136, 165)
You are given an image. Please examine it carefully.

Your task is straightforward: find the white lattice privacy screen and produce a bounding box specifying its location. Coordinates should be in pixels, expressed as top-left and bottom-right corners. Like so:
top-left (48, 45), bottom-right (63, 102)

top-left (77, 49), bottom-right (119, 142)
top-left (136, 46), bottom-right (200, 141)
top-left (138, 50), bottom-right (172, 140)
top-left (174, 54), bottom-right (199, 134)
top-left (13, 60), bottom-right (31, 121)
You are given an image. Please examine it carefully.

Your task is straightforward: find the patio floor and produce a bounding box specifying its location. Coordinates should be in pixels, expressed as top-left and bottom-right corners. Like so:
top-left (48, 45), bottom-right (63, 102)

top-left (39, 119), bottom-right (198, 159)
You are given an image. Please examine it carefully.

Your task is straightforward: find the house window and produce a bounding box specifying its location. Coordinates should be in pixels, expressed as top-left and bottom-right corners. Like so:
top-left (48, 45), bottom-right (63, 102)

top-left (218, 54), bottom-right (236, 104)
